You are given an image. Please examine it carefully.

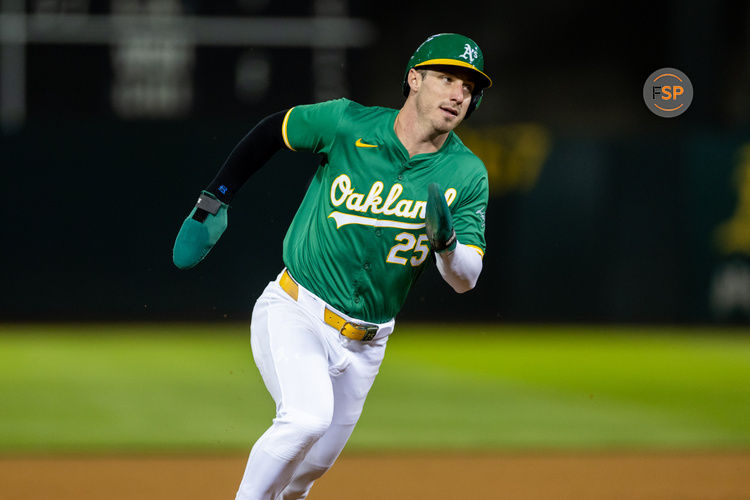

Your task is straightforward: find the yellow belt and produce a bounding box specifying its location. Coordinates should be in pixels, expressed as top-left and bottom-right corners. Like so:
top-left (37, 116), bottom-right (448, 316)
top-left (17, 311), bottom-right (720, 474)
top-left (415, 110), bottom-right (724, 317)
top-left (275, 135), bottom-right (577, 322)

top-left (279, 269), bottom-right (379, 342)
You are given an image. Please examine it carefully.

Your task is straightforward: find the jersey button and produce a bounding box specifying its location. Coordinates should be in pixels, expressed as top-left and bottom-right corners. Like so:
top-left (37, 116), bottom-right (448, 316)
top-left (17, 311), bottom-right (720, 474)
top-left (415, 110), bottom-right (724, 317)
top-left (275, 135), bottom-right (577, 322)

top-left (363, 263), bottom-right (370, 270)
top-left (375, 229), bottom-right (382, 237)
top-left (397, 174), bottom-right (404, 180)
top-left (354, 297), bottom-right (361, 304)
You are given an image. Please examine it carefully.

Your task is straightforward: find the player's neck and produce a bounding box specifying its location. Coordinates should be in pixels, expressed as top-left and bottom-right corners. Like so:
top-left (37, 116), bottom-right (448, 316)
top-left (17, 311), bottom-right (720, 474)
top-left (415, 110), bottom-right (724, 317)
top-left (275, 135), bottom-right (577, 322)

top-left (394, 109), bottom-right (450, 158)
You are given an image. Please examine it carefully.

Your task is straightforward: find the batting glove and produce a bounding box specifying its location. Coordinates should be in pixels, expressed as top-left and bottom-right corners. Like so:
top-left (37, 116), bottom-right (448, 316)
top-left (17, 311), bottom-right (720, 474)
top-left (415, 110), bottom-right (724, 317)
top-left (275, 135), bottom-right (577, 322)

top-left (425, 182), bottom-right (457, 253)
top-left (172, 191), bottom-right (228, 269)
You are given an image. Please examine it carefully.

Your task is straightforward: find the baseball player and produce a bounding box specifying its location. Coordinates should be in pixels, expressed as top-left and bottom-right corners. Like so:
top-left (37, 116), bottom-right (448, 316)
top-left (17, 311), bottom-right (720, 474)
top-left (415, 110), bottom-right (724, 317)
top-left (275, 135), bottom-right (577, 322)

top-left (173, 33), bottom-right (490, 499)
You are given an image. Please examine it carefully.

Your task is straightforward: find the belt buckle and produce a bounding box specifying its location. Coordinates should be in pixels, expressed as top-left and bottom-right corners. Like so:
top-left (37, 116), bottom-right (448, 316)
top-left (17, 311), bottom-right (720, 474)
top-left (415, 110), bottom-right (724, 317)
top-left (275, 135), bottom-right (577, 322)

top-left (341, 321), bottom-right (378, 342)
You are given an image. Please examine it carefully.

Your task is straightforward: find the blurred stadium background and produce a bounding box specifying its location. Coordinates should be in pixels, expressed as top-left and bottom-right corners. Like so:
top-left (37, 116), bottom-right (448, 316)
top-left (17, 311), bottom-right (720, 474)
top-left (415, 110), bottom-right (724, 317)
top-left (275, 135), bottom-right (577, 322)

top-left (2, 0), bottom-right (749, 324)
top-left (1, 1), bottom-right (750, 499)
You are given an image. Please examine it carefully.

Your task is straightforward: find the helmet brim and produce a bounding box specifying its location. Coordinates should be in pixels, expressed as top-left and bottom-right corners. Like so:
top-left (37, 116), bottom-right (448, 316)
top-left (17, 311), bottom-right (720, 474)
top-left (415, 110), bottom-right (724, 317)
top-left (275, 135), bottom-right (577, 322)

top-left (414, 59), bottom-right (493, 89)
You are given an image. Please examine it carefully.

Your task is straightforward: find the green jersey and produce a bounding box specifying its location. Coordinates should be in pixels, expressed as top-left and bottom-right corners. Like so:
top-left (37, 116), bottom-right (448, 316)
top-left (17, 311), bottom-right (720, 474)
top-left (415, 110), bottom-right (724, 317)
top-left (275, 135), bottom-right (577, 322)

top-left (281, 98), bottom-right (488, 323)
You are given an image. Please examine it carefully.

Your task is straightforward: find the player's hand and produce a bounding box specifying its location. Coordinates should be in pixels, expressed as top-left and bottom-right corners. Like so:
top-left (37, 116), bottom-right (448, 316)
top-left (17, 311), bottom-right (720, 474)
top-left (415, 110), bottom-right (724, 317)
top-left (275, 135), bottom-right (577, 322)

top-left (425, 183), bottom-right (457, 253)
top-left (172, 191), bottom-right (228, 269)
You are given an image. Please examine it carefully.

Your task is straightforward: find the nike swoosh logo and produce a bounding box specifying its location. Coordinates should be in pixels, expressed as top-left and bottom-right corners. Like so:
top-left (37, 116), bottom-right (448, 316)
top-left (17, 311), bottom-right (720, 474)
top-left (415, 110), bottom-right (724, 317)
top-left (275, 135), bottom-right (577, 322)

top-left (355, 138), bottom-right (378, 148)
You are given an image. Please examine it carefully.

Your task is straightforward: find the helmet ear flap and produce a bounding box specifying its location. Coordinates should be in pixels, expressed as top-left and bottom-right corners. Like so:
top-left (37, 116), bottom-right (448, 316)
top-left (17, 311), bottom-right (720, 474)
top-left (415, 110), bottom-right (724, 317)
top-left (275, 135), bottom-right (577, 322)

top-left (465, 90), bottom-right (483, 119)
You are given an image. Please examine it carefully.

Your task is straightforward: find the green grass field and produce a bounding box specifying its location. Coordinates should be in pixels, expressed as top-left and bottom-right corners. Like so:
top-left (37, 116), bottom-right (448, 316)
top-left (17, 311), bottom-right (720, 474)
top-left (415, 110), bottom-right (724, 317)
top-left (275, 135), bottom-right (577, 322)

top-left (1, 323), bottom-right (749, 453)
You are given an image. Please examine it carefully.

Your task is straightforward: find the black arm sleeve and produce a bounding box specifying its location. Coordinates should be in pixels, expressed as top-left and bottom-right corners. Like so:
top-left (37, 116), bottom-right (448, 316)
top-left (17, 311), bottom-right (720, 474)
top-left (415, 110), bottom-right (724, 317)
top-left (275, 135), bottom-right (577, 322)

top-left (205, 109), bottom-right (289, 204)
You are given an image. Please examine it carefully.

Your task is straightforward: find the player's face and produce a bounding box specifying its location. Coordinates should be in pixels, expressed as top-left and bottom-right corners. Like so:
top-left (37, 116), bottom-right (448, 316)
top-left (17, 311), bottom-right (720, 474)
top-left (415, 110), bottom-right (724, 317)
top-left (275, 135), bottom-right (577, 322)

top-left (414, 68), bottom-right (475, 133)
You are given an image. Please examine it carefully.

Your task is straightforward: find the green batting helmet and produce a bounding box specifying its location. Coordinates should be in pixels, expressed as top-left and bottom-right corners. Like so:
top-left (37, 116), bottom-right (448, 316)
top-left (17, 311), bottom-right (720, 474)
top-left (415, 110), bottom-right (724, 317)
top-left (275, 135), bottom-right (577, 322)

top-left (402, 33), bottom-right (492, 118)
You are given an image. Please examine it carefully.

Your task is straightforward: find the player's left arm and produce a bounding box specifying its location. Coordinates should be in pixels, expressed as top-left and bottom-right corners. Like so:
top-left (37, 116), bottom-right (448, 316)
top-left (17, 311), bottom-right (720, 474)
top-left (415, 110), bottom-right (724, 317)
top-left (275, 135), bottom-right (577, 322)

top-left (435, 242), bottom-right (483, 293)
top-left (425, 171), bottom-right (488, 293)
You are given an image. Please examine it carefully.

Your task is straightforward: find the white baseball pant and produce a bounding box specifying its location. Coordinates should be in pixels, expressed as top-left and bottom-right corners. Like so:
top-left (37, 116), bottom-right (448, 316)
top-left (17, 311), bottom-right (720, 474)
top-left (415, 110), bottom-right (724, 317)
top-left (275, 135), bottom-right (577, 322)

top-left (235, 270), bottom-right (394, 500)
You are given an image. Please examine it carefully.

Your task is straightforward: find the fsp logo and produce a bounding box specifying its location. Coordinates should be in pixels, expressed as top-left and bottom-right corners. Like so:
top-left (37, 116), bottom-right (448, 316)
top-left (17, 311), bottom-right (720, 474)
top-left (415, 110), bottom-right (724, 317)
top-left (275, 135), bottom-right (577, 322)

top-left (460, 44), bottom-right (478, 64)
top-left (643, 68), bottom-right (693, 118)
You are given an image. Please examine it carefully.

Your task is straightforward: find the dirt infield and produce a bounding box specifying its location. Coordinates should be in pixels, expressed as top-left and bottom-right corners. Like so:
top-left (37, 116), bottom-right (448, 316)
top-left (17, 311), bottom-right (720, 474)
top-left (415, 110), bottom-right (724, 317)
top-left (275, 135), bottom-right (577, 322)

top-left (2, 452), bottom-right (749, 499)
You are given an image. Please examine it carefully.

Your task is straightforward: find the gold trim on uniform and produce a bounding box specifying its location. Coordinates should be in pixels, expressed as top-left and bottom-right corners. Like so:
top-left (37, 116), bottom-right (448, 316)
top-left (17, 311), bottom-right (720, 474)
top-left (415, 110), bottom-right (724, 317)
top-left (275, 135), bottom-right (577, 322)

top-left (282, 108), bottom-right (296, 151)
top-left (466, 244), bottom-right (485, 258)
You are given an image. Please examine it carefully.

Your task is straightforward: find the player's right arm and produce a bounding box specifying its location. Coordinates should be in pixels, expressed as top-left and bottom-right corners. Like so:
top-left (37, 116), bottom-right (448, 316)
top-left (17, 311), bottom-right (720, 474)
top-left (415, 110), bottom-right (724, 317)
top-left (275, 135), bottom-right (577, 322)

top-left (172, 110), bottom-right (288, 269)
top-left (173, 100), bottom-right (347, 270)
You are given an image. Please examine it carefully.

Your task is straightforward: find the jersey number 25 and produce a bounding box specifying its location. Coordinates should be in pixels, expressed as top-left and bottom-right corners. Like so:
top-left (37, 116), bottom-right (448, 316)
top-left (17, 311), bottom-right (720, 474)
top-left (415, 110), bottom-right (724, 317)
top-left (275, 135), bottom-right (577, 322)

top-left (386, 233), bottom-right (430, 266)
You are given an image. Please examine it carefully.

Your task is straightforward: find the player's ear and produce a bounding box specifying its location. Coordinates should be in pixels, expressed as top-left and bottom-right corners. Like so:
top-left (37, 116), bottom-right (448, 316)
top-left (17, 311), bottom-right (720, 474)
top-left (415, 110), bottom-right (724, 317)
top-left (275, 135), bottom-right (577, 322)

top-left (407, 68), bottom-right (422, 94)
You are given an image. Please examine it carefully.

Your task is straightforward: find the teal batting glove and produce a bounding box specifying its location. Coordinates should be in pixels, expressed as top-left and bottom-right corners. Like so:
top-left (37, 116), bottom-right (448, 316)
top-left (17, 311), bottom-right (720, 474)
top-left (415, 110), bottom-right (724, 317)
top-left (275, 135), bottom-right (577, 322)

top-left (173, 191), bottom-right (228, 269)
top-left (425, 182), bottom-right (457, 253)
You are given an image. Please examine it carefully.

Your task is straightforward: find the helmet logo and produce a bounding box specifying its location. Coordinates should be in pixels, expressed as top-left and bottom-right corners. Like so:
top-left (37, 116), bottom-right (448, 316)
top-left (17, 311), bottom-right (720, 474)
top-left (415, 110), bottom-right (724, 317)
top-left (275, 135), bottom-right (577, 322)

top-left (459, 44), bottom-right (478, 64)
